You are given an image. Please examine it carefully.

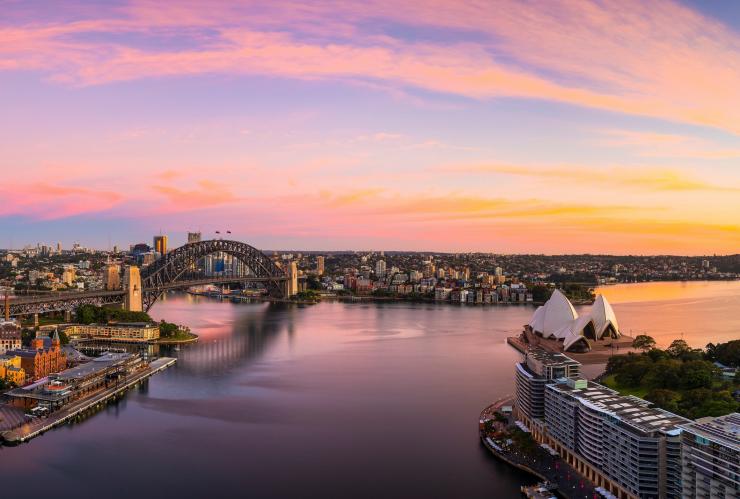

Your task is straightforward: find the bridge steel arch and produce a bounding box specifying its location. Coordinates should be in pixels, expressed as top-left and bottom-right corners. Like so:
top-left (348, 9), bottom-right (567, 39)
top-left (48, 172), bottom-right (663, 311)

top-left (139, 239), bottom-right (287, 311)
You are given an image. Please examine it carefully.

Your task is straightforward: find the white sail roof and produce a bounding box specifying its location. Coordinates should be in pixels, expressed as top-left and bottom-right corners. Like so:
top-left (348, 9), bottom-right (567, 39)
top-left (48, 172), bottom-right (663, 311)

top-left (530, 289), bottom-right (578, 338)
top-left (564, 327), bottom-right (591, 351)
top-left (552, 315), bottom-right (595, 342)
top-left (590, 295), bottom-right (620, 339)
top-left (529, 305), bottom-right (545, 332)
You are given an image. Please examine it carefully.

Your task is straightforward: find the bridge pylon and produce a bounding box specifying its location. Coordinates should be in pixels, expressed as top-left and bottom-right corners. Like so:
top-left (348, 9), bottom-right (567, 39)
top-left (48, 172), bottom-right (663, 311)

top-left (124, 265), bottom-right (143, 312)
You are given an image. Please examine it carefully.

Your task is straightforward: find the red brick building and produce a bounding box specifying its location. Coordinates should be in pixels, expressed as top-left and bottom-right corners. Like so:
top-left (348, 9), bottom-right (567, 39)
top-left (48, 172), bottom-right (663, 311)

top-left (8, 331), bottom-right (66, 381)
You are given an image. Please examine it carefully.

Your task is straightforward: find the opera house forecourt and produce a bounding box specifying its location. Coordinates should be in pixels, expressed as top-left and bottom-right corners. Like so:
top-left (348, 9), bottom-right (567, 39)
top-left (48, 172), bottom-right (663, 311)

top-left (525, 290), bottom-right (621, 353)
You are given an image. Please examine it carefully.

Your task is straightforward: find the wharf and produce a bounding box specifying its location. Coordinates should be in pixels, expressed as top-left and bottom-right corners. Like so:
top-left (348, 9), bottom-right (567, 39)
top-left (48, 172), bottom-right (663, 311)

top-left (0, 357), bottom-right (176, 444)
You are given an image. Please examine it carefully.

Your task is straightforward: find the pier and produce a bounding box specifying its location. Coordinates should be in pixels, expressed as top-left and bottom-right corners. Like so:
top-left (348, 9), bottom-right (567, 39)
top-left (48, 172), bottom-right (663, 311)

top-left (0, 357), bottom-right (176, 444)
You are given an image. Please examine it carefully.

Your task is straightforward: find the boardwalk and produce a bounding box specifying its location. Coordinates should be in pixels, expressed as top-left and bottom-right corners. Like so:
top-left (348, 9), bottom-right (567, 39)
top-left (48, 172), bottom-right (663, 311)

top-left (1, 357), bottom-right (176, 444)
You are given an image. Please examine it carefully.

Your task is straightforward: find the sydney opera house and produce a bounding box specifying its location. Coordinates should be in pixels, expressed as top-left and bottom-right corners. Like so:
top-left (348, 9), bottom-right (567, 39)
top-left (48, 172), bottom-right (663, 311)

top-left (525, 290), bottom-right (620, 352)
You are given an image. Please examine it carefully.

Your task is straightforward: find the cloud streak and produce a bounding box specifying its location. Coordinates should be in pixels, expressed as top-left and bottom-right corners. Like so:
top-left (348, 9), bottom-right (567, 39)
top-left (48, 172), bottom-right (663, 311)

top-left (2, 1), bottom-right (740, 132)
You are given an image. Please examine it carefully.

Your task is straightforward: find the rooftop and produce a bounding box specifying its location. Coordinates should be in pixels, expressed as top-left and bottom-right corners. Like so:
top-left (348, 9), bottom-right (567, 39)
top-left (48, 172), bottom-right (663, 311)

top-left (548, 379), bottom-right (690, 435)
top-left (526, 346), bottom-right (580, 367)
top-left (680, 413), bottom-right (740, 452)
top-left (55, 352), bottom-right (132, 382)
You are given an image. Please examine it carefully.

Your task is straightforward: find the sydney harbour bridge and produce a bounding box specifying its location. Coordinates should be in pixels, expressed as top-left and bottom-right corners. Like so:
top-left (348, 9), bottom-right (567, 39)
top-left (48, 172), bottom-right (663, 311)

top-left (3, 240), bottom-right (291, 318)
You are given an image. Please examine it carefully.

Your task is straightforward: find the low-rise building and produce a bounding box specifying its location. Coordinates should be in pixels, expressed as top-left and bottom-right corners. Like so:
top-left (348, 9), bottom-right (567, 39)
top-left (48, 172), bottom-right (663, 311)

top-left (680, 413), bottom-right (740, 498)
top-left (0, 354), bottom-right (26, 385)
top-left (0, 320), bottom-right (22, 354)
top-left (63, 322), bottom-right (160, 342)
top-left (6, 352), bottom-right (142, 410)
top-left (7, 332), bottom-right (66, 381)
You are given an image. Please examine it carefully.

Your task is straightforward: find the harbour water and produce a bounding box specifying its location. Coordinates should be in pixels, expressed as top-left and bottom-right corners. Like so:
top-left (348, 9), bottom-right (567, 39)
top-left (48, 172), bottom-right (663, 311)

top-left (0, 281), bottom-right (736, 498)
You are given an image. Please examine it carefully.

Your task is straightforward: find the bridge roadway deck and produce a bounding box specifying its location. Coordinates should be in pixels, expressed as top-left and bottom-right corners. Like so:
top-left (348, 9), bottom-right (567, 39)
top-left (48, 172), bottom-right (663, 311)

top-left (0, 357), bottom-right (176, 444)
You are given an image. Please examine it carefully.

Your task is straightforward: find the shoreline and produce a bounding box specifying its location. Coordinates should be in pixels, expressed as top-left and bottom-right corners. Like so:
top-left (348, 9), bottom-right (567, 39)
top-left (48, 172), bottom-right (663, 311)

top-left (150, 332), bottom-right (199, 345)
top-left (0, 357), bottom-right (176, 445)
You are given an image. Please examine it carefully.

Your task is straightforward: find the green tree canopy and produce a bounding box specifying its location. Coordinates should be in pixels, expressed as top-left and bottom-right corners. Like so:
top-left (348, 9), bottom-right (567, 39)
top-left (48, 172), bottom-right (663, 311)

top-left (632, 335), bottom-right (656, 352)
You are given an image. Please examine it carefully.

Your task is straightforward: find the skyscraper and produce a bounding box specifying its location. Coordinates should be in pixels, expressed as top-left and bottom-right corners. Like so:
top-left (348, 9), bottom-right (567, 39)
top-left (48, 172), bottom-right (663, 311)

top-left (376, 259), bottom-right (386, 278)
top-left (316, 255), bottom-right (325, 276)
top-left (153, 235), bottom-right (168, 255)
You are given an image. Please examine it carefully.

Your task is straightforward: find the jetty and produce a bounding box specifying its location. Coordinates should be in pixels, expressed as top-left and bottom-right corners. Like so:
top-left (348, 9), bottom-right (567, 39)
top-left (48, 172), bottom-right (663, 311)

top-left (1, 357), bottom-right (176, 444)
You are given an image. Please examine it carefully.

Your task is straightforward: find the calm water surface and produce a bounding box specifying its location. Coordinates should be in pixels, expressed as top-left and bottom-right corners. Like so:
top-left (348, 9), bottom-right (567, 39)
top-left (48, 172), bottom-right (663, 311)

top-left (0, 281), bottom-right (736, 498)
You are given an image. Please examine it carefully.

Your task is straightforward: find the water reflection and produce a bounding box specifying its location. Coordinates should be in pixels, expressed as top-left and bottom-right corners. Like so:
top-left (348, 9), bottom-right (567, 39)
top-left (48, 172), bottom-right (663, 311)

top-left (176, 303), bottom-right (293, 374)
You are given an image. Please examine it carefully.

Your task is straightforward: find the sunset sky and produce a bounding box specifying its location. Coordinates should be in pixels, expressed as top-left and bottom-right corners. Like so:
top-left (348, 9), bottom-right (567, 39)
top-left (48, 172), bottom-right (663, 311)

top-left (1, 0), bottom-right (739, 254)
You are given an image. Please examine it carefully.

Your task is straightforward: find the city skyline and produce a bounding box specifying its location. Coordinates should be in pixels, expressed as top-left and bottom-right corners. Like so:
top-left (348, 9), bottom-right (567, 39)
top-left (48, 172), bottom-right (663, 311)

top-left (2, 0), bottom-right (739, 254)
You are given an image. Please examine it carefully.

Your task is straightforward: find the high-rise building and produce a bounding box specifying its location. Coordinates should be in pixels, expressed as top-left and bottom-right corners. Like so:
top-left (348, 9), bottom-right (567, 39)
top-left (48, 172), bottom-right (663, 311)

top-left (104, 263), bottom-right (121, 290)
top-left (316, 256), bottom-right (325, 276)
top-left (544, 379), bottom-right (688, 498)
top-left (376, 259), bottom-right (386, 278)
top-left (153, 235), bottom-right (168, 255)
top-left (680, 413), bottom-right (740, 498)
top-left (514, 347), bottom-right (581, 427)
top-left (188, 232), bottom-right (202, 244)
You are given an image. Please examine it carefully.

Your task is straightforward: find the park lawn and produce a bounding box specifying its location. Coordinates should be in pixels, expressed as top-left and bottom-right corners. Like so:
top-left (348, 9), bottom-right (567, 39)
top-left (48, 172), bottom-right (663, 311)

top-left (600, 374), bottom-right (649, 399)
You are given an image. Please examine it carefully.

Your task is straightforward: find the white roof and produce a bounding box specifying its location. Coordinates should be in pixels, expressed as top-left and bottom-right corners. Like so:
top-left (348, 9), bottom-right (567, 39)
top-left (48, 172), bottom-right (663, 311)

top-left (532, 289), bottom-right (578, 338)
top-left (529, 305), bottom-right (545, 331)
top-left (589, 294), bottom-right (620, 339)
top-left (554, 315), bottom-right (595, 349)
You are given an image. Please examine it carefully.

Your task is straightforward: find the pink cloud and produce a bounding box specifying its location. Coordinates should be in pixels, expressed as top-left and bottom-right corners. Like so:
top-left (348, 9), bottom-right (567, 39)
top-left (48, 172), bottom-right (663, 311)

top-left (1, 1), bottom-right (739, 132)
top-left (0, 182), bottom-right (123, 219)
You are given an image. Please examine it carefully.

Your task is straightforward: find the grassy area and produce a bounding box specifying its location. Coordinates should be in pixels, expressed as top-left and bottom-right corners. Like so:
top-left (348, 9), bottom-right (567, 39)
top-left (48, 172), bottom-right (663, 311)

top-left (600, 374), bottom-right (649, 399)
top-left (154, 330), bottom-right (198, 344)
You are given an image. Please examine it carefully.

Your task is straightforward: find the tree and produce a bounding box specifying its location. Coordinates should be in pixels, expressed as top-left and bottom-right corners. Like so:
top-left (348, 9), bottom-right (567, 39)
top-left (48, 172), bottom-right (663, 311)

top-left (632, 335), bottom-right (656, 352)
top-left (615, 356), bottom-right (653, 386)
top-left (680, 360), bottom-right (715, 390)
top-left (158, 320), bottom-right (180, 338)
top-left (530, 285), bottom-right (552, 303)
top-left (709, 340), bottom-right (740, 367)
top-left (666, 339), bottom-right (690, 358)
top-left (642, 359), bottom-right (682, 389)
top-left (645, 389), bottom-right (681, 413)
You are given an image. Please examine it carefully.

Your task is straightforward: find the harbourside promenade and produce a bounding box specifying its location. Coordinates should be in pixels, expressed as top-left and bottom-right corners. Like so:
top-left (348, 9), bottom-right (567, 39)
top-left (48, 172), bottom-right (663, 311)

top-left (479, 401), bottom-right (599, 499)
top-left (0, 357), bottom-right (176, 444)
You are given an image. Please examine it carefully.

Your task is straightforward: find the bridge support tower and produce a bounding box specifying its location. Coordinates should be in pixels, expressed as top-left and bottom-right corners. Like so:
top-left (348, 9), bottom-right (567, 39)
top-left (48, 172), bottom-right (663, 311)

top-left (124, 265), bottom-right (143, 312)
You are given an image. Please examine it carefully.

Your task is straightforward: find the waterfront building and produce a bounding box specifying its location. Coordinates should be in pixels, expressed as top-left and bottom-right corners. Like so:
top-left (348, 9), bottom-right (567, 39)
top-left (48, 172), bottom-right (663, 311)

top-left (526, 290), bottom-right (620, 352)
top-left (0, 320), bottom-right (21, 354)
top-left (153, 235), bottom-right (168, 255)
top-left (7, 331), bottom-right (66, 381)
top-left (680, 413), bottom-right (740, 498)
top-left (543, 379), bottom-right (689, 499)
top-left (63, 322), bottom-right (160, 342)
top-left (6, 352), bottom-right (141, 410)
top-left (514, 347), bottom-right (581, 431)
top-left (0, 354), bottom-right (26, 385)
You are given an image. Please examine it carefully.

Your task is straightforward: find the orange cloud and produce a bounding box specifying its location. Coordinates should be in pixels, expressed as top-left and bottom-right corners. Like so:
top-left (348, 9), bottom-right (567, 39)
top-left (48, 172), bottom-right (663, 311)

top-left (444, 164), bottom-right (740, 193)
top-left (150, 180), bottom-right (240, 211)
